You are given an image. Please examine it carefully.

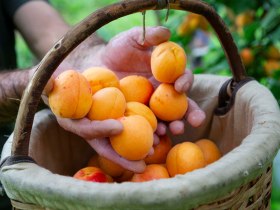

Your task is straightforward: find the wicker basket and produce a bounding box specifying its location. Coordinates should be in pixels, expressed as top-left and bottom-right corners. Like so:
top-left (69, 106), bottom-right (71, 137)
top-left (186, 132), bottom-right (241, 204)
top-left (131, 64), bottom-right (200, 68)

top-left (1, 0), bottom-right (280, 209)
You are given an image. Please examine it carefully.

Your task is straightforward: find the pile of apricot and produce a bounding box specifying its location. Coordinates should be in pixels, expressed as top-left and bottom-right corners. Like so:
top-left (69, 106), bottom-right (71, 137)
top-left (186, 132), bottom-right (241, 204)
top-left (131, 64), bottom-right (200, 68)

top-left (49, 41), bottom-right (222, 183)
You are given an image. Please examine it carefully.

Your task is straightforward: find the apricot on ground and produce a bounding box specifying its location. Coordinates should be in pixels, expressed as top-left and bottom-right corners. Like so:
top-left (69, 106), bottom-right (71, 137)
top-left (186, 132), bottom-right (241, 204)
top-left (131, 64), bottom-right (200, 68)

top-left (49, 70), bottom-right (92, 119)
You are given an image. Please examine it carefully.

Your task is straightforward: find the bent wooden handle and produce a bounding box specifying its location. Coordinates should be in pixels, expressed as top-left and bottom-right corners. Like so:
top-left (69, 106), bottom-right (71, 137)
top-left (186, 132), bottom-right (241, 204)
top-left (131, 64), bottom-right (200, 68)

top-left (12, 0), bottom-right (246, 156)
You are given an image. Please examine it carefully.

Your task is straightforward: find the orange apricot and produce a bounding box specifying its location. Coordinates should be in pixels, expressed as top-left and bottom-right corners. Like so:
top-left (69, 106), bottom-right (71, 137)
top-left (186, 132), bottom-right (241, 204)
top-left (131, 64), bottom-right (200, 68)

top-left (144, 135), bottom-right (172, 164)
top-left (98, 155), bottom-right (126, 177)
top-left (119, 75), bottom-right (154, 104)
top-left (266, 45), bottom-right (280, 60)
top-left (124, 101), bottom-right (157, 131)
top-left (151, 41), bottom-right (187, 83)
top-left (195, 139), bottom-right (222, 165)
top-left (149, 83), bottom-right (188, 121)
top-left (166, 142), bottom-right (206, 177)
top-left (87, 87), bottom-right (126, 120)
top-left (264, 59), bottom-right (280, 77)
top-left (131, 164), bottom-right (170, 182)
top-left (82, 67), bottom-right (120, 95)
top-left (240, 48), bottom-right (254, 67)
top-left (177, 14), bottom-right (208, 36)
top-left (110, 115), bottom-right (154, 161)
top-left (49, 70), bottom-right (92, 119)
top-left (235, 11), bottom-right (254, 28)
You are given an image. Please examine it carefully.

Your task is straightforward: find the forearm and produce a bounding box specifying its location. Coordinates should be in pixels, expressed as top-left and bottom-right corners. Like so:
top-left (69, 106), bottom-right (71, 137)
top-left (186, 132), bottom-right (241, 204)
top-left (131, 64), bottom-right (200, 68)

top-left (14, 1), bottom-right (70, 59)
top-left (0, 69), bottom-right (31, 123)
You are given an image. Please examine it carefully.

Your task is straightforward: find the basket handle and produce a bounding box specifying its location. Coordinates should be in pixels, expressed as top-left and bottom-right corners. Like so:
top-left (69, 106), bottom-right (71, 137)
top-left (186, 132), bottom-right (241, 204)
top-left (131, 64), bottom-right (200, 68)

top-left (12, 0), bottom-right (246, 156)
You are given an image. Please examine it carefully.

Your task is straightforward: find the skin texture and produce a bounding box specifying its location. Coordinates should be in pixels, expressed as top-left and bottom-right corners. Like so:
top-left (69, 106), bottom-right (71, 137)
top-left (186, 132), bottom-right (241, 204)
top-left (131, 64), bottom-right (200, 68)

top-left (0, 1), bottom-right (206, 173)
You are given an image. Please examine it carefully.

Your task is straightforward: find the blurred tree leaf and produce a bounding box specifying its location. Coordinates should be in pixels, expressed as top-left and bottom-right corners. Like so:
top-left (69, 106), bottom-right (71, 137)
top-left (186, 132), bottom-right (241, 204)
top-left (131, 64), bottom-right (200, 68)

top-left (260, 8), bottom-right (280, 34)
top-left (214, 0), bottom-right (257, 13)
top-left (243, 22), bottom-right (260, 43)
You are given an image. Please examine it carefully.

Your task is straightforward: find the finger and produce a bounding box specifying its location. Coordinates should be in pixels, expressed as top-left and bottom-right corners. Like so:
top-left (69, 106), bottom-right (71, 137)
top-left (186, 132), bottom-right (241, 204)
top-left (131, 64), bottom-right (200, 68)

top-left (185, 98), bottom-right (206, 127)
top-left (136, 26), bottom-right (171, 48)
top-left (153, 133), bottom-right (160, 146)
top-left (43, 75), bottom-right (55, 96)
top-left (148, 147), bottom-right (154, 156)
top-left (174, 70), bottom-right (194, 93)
top-left (56, 117), bottom-right (123, 139)
top-left (156, 122), bottom-right (167, 136)
top-left (88, 138), bottom-right (146, 173)
top-left (41, 95), bottom-right (49, 106)
top-left (169, 121), bottom-right (185, 135)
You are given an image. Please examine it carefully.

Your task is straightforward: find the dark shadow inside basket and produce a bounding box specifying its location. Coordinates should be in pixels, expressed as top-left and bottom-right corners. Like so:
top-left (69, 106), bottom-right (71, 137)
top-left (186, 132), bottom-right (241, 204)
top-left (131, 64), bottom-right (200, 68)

top-left (28, 75), bottom-right (244, 177)
top-left (29, 109), bottom-right (95, 176)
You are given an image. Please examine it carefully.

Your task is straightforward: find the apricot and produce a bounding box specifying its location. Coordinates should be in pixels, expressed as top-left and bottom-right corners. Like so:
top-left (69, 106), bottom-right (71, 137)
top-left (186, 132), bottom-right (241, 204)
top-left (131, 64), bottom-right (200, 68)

top-left (264, 59), bottom-right (280, 77)
top-left (73, 166), bottom-right (112, 183)
top-left (149, 83), bottom-right (188, 121)
top-left (131, 164), bottom-right (170, 182)
top-left (235, 11), bottom-right (254, 28)
top-left (124, 101), bottom-right (157, 131)
top-left (240, 48), bottom-right (254, 67)
top-left (266, 45), bottom-right (280, 60)
top-left (110, 115), bottom-right (154, 161)
top-left (49, 70), bottom-right (92, 119)
top-left (151, 41), bottom-right (186, 83)
top-left (144, 135), bottom-right (172, 164)
top-left (98, 155), bottom-right (126, 177)
top-left (166, 142), bottom-right (206, 177)
top-left (87, 87), bottom-right (126, 120)
top-left (195, 139), bottom-right (222, 165)
top-left (82, 67), bottom-right (120, 95)
top-left (177, 14), bottom-right (208, 36)
top-left (119, 75), bottom-right (154, 104)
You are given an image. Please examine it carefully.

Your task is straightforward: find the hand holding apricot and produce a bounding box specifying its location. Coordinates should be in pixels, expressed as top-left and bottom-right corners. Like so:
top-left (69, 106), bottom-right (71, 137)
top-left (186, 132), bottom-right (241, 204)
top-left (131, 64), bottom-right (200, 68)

top-left (44, 27), bottom-right (205, 173)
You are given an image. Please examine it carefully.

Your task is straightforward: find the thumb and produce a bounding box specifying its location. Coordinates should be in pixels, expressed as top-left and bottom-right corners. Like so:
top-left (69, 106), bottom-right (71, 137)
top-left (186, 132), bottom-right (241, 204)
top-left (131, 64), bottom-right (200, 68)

top-left (56, 117), bottom-right (123, 139)
top-left (132, 26), bottom-right (171, 48)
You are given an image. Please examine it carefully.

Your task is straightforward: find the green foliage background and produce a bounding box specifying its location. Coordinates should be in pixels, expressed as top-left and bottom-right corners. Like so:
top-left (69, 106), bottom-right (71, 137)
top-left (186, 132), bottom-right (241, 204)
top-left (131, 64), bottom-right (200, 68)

top-left (16, 0), bottom-right (280, 208)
